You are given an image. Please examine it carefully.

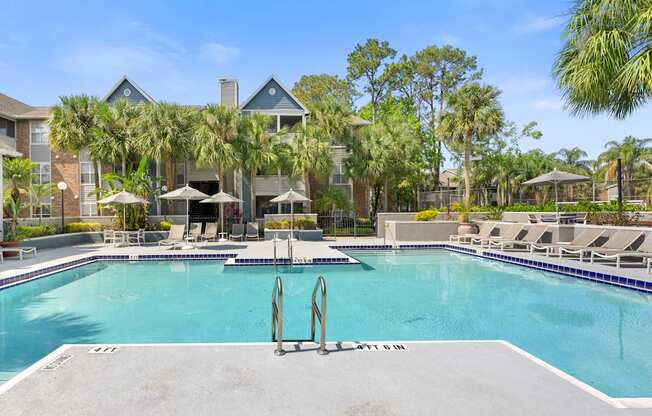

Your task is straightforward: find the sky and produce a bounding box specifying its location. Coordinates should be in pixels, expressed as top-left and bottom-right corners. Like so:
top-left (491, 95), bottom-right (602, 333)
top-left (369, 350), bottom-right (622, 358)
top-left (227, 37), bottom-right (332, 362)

top-left (1, 0), bottom-right (650, 165)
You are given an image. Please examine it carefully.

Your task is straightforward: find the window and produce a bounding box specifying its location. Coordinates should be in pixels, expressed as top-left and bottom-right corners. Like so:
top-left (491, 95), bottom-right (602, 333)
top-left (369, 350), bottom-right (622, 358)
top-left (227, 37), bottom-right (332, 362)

top-left (332, 163), bottom-right (348, 185)
top-left (30, 121), bottom-right (49, 144)
top-left (32, 162), bottom-right (51, 185)
top-left (80, 162), bottom-right (95, 185)
top-left (0, 117), bottom-right (15, 138)
top-left (32, 204), bottom-right (52, 218)
top-left (81, 202), bottom-right (97, 217)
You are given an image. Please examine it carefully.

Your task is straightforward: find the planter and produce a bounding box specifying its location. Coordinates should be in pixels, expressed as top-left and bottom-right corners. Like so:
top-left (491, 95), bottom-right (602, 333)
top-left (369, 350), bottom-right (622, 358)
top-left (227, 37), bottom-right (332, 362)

top-left (457, 222), bottom-right (478, 235)
top-left (264, 229), bottom-right (323, 241)
top-left (0, 241), bottom-right (21, 257)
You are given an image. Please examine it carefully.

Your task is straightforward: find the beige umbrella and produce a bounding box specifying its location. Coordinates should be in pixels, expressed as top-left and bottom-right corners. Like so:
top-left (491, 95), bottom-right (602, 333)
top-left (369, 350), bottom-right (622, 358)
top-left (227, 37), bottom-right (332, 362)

top-left (270, 188), bottom-right (310, 240)
top-left (98, 190), bottom-right (149, 231)
top-left (200, 191), bottom-right (242, 242)
top-left (522, 168), bottom-right (590, 212)
top-left (159, 185), bottom-right (209, 232)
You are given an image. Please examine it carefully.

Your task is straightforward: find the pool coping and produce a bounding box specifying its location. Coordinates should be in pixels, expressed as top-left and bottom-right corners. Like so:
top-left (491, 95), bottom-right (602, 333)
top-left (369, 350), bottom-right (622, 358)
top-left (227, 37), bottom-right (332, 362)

top-left (0, 340), bottom-right (649, 409)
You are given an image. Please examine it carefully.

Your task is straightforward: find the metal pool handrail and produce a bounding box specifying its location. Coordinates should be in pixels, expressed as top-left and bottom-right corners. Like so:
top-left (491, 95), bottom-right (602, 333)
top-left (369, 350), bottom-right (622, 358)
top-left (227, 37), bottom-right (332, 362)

top-left (271, 276), bottom-right (285, 356)
top-left (311, 275), bottom-right (329, 355)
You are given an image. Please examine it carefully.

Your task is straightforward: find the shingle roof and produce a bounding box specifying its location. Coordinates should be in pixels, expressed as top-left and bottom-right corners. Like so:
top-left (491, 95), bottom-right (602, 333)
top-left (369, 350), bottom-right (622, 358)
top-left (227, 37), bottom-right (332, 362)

top-left (0, 92), bottom-right (33, 118)
top-left (351, 115), bottom-right (371, 126)
top-left (16, 106), bottom-right (51, 119)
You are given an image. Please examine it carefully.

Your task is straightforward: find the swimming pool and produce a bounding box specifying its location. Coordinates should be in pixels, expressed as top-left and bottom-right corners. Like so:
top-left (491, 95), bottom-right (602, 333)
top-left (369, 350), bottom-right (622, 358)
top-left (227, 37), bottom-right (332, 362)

top-left (1, 250), bottom-right (651, 397)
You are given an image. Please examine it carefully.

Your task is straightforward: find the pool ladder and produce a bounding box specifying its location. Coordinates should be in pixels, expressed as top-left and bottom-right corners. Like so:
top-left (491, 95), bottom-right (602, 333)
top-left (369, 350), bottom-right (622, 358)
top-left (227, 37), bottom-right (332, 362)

top-left (271, 275), bottom-right (328, 356)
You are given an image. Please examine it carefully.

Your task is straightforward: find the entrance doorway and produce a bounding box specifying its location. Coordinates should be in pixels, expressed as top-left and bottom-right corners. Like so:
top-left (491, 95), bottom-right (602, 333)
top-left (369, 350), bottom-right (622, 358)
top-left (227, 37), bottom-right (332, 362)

top-left (189, 180), bottom-right (219, 222)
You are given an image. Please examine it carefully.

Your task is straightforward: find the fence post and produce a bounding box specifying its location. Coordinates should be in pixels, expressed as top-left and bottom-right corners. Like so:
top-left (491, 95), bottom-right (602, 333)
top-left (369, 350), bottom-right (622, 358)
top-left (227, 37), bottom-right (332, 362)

top-left (353, 213), bottom-right (357, 238)
top-left (333, 214), bottom-right (337, 240)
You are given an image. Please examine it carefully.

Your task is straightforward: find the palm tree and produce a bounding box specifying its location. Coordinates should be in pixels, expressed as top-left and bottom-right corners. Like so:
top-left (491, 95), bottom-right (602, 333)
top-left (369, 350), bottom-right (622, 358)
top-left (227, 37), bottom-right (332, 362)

top-left (439, 83), bottom-right (504, 208)
top-left (135, 102), bottom-right (194, 191)
top-left (556, 147), bottom-right (589, 170)
top-left (3, 158), bottom-right (35, 239)
top-left (554, 0), bottom-right (652, 118)
top-left (192, 105), bottom-right (240, 189)
top-left (309, 99), bottom-right (353, 145)
top-left (290, 124), bottom-right (332, 211)
top-left (93, 98), bottom-right (140, 175)
top-left (597, 136), bottom-right (652, 197)
top-left (29, 182), bottom-right (53, 225)
top-left (238, 113), bottom-right (278, 221)
top-left (49, 94), bottom-right (104, 189)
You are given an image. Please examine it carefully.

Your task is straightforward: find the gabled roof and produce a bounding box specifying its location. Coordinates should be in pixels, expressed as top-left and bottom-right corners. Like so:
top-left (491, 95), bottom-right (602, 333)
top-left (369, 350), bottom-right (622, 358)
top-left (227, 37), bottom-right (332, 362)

top-left (239, 74), bottom-right (309, 113)
top-left (16, 106), bottom-right (51, 120)
top-left (101, 75), bottom-right (156, 103)
top-left (0, 92), bottom-right (33, 119)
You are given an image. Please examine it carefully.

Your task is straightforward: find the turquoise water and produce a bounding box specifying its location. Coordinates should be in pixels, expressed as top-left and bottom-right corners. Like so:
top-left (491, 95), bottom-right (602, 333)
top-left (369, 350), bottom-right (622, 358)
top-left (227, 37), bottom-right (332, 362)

top-left (1, 251), bottom-right (652, 397)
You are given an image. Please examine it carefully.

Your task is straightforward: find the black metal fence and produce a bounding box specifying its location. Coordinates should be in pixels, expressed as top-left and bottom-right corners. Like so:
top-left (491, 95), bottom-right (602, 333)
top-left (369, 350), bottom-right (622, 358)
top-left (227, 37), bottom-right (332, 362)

top-left (317, 215), bottom-right (376, 237)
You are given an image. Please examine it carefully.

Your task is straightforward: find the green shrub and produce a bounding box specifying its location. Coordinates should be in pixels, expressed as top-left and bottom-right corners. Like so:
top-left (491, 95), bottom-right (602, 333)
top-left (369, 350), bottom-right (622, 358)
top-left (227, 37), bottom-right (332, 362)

top-left (266, 220), bottom-right (291, 230)
top-left (65, 222), bottom-right (104, 233)
top-left (483, 206), bottom-right (504, 220)
top-left (15, 225), bottom-right (57, 240)
top-left (415, 209), bottom-right (438, 221)
top-left (295, 218), bottom-right (317, 230)
top-left (159, 220), bottom-right (172, 231)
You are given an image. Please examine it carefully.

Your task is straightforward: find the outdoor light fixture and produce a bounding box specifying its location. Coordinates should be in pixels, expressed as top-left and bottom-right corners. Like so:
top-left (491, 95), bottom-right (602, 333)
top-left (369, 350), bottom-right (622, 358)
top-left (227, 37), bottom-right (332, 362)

top-left (57, 181), bottom-right (67, 232)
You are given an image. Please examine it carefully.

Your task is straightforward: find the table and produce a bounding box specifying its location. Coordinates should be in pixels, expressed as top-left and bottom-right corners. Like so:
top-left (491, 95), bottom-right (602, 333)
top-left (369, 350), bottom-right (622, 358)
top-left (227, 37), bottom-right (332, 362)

top-left (218, 232), bottom-right (228, 242)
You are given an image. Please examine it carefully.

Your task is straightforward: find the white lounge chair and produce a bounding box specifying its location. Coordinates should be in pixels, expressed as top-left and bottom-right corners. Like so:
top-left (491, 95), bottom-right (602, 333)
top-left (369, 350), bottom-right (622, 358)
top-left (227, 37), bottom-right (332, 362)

top-left (474, 223), bottom-right (525, 247)
top-left (590, 232), bottom-right (652, 268)
top-left (230, 223), bottom-right (244, 241)
top-left (488, 225), bottom-right (549, 251)
top-left (246, 222), bottom-right (260, 241)
top-left (103, 229), bottom-right (121, 246)
top-left (0, 246), bottom-right (37, 263)
top-left (561, 229), bottom-right (643, 262)
top-left (158, 224), bottom-right (186, 246)
top-left (200, 223), bottom-right (218, 241)
top-left (530, 228), bottom-right (605, 257)
top-left (450, 222), bottom-right (496, 244)
top-left (186, 222), bottom-right (202, 242)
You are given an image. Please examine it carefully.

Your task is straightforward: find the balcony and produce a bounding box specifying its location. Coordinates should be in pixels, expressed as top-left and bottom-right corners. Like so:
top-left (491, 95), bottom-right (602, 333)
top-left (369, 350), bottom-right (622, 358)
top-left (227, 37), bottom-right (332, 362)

top-left (254, 175), bottom-right (305, 196)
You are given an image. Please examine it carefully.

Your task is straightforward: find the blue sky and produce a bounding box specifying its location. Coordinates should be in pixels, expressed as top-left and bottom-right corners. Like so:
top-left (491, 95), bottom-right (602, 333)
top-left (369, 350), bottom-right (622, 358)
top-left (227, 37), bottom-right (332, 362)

top-left (2, 0), bottom-right (650, 164)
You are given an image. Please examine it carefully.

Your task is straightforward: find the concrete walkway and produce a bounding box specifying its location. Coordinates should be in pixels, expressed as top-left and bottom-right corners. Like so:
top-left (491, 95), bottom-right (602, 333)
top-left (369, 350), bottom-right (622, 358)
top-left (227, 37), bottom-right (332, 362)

top-left (0, 341), bottom-right (646, 416)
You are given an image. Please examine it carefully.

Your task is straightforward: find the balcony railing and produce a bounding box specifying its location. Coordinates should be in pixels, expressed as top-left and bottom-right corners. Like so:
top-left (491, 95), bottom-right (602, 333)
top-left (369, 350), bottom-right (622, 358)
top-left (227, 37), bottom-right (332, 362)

top-left (255, 175), bottom-right (305, 196)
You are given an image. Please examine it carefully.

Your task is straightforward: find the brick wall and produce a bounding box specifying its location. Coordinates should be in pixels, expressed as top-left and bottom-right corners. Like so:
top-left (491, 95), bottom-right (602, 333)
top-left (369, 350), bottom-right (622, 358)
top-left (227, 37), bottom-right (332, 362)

top-left (51, 150), bottom-right (81, 217)
top-left (15, 120), bottom-right (29, 156)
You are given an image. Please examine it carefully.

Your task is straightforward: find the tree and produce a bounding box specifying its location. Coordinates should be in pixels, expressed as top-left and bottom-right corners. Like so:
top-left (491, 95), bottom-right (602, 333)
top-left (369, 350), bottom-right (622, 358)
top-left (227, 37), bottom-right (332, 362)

top-left (556, 147), bottom-right (589, 169)
top-left (238, 113), bottom-right (278, 221)
top-left (192, 105), bottom-right (240, 189)
top-left (309, 99), bottom-right (354, 145)
top-left (49, 94), bottom-right (104, 189)
top-left (29, 182), bottom-right (53, 225)
top-left (554, 0), bottom-right (652, 118)
top-left (439, 83), bottom-right (505, 208)
top-left (292, 74), bottom-right (358, 111)
top-left (136, 102), bottom-right (194, 191)
top-left (414, 45), bottom-right (482, 190)
top-left (597, 136), bottom-right (652, 197)
top-left (290, 124), bottom-right (332, 211)
top-left (93, 98), bottom-right (140, 175)
top-left (347, 38), bottom-right (397, 123)
top-left (3, 158), bottom-right (35, 239)
top-left (314, 188), bottom-right (353, 215)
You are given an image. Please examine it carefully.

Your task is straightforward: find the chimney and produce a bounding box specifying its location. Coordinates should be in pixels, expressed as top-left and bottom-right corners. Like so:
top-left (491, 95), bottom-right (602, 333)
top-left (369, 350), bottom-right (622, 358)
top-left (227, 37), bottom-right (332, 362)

top-left (219, 77), bottom-right (238, 108)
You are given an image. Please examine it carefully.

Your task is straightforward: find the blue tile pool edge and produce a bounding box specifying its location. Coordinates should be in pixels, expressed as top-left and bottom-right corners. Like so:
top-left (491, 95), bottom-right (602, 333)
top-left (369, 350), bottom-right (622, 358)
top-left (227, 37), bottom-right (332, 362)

top-left (331, 243), bottom-right (652, 295)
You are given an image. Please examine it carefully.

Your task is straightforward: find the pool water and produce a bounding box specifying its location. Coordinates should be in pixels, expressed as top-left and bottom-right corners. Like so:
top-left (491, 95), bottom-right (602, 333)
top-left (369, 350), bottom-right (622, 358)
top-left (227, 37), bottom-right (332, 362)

top-left (1, 250), bottom-right (652, 397)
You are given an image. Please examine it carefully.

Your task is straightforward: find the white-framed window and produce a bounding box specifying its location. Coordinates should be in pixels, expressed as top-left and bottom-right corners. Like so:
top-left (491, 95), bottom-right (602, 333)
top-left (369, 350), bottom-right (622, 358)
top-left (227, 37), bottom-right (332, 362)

top-left (33, 204), bottom-right (52, 218)
top-left (32, 162), bottom-right (51, 185)
top-left (30, 121), bottom-right (49, 144)
top-left (81, 202), bottom-right (97, 217)
top-left (332, 163), bottom-right (348, 185)
top-left (80, 162), bottom-right (95, 185)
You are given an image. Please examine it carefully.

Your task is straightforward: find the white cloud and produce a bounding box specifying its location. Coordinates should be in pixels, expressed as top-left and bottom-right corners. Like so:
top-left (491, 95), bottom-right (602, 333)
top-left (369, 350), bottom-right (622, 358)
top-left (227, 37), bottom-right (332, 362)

top-left (532, 98), bottom-right (563, 111)
top-left (200, 43), bottom-right (239, 65)
top-left (515, 16), bottom-right (564, 34)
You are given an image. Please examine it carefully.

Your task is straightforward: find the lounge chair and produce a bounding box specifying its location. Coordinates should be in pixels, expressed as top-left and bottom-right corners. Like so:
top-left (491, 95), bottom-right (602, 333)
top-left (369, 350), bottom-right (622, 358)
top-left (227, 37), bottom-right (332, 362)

top-left (127, 229), bottom-right (146, 246)
top-left (0, 246), bottom-right (37, 263)
top-left (450, 222), bottom-right (496, 244)
top-left (488, 224), bottom-right (549, 251)
top-left (103, 229), bottom-right (121, 246)
top-left (246, 222), bottom-right (260, 241)
top-left (561, 229), bottom-right (644, 262)
top-left (187, 222), bottom-right (202, 242)
top-left (540, 214), bottom-right (558, 223)
top-left (201, 223), bottom-right (218, 241)
top-left (158, 224), bottom-right (186, 246)
top-left (527, 214), bottom-right (539, 224)
top-left (474, 223), bottom-right (525, 247)
top-left (229, 223), bottom-right (244, 241)
top-left (589, 232), bottom-right (652, 268)
top-left (530, 228), bottom-right (605, 257)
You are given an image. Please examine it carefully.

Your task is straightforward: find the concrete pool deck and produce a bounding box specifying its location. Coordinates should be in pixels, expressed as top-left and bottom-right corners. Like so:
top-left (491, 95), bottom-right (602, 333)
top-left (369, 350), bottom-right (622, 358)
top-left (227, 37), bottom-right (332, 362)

top-left (1, 341), bottom-right (649, 416)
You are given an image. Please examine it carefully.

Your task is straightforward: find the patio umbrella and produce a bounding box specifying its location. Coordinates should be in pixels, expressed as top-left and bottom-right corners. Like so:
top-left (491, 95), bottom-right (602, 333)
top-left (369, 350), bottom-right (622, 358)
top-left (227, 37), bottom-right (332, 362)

top-left (97, 190), bottom-right (149, 231)
top-left (521, 168), bottom-right (590, 212)
top-left (159, 185), bottom-right (209, 232)
top-left (199, 191), bottom-right (242, 242)
top-left (270, 188), bottom-right (311, 240)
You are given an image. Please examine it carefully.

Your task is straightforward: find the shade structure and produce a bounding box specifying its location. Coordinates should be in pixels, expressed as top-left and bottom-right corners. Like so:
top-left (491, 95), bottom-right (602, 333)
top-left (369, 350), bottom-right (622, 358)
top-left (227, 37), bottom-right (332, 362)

top-left (97, 191), bottom-right (149, 231)
top-left (270, 188), bottom-right (311, 241)
top-left (521, 168), bottom-right (590, 212)
top-left (159, 185), bottom-right (209, 233)
top-left (199, 191), bottom-right (242, 241)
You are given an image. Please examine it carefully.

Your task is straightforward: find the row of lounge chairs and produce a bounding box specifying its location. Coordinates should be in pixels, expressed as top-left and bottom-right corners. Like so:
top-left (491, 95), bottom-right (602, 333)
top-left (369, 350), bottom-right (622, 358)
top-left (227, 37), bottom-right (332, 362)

top-left (157, 222), bottom-right (260, 246)
top-left (450, 222), bottom-right (652, 271)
